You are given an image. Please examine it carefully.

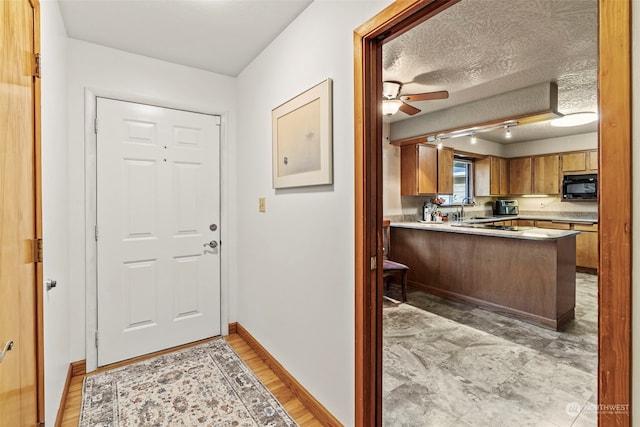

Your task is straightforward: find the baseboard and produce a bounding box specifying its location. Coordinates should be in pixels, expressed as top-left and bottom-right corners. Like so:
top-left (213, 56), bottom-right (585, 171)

top-left (228, 322), bottom-right (238, 334)
top-left (71, 359), bottom-right (86, 377)
top-left (55, 360), bottom-right (86, 427)
top-left (236, 323), bottom-right (342, 427)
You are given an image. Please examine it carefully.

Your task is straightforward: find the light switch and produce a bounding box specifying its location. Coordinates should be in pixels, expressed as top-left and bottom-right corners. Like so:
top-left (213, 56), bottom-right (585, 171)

top-left (258, 197), bottom-right (266, 213)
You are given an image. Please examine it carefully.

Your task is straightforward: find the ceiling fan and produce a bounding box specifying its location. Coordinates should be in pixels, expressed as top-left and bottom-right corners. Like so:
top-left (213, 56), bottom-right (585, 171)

top-left (382, 81), bottom-right (449, 116)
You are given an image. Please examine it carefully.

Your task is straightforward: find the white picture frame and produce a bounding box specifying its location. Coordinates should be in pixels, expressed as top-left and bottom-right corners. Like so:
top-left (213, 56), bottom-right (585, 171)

top-left (272, 78), bottom-right (333, 189)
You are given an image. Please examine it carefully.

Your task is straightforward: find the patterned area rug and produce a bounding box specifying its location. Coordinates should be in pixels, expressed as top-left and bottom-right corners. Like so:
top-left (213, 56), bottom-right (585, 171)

top-left (79, 339), bottom-right (298, 426)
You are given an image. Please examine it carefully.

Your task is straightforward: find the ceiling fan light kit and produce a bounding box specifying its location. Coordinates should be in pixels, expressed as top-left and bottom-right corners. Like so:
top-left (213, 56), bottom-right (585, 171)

top-left (382, 80), bottom-right (449, 116)
top-left (382, 99), bottom-right (403, 115)
top-left (550, 112), bottom-right (598, 127)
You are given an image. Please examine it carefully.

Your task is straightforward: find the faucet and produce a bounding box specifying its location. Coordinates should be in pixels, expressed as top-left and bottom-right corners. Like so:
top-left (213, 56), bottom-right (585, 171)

top-left (459, 197), bottom-right (475, 221)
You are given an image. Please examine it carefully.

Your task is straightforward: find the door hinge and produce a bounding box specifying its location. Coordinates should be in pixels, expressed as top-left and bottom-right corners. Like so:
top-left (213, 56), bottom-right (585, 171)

top-left (95, 225), bottom-right (99, 241)
top-left (33, 53), bottom-right (41, 78)
top-left (35, 238), bottom-right (43, 263)
top-left (370, 256), bottom-right (377, 270)
top-left (94, 117), bottom-right (99, 134)
top-left (95, 331), bottom-right (99, 348)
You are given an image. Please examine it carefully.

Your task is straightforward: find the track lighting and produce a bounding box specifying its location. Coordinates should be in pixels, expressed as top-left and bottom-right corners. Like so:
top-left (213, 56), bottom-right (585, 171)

top-left (470, 133), bottom-right (477, 144)
top-left (505, 126), bottom-right (512, 139)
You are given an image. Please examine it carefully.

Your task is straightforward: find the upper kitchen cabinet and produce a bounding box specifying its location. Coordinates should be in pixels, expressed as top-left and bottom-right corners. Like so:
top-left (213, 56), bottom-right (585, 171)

top-left (437, 147), bottom-right (454, 195)
top-left (533, 154), bottom-right (560, 194)
top-left (475, 156), bottom-right (509, 196)
top-left (509, 154), bottom-right (560, 195)
top-left (508, 157), bottom-right (532, 195)
top-left (400, 144), bottom-right (453, 195)
top-left (561, 150), bottom-right (598, 173)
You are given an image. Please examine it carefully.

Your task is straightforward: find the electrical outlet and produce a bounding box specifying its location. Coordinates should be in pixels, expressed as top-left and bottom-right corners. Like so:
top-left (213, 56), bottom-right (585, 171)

top-left (258, 197), bottom-right (266, 213)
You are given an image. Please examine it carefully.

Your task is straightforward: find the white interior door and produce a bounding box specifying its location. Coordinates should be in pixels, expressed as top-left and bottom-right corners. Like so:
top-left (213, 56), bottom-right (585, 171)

top-left (96, 98), bottom-right (221, 366)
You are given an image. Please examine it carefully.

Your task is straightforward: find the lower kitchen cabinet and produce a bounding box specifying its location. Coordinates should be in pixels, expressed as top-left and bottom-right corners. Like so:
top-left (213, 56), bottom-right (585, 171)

top-left (574, 223), bottom-right (598, 269)
top-left (534, 220), bottom-right (598, 271)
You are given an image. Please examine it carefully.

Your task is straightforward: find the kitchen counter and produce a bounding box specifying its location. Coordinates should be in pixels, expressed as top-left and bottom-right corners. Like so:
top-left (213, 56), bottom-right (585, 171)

top-left (391, 221), bottom-right (580, 240)
top-left (462, 215), bottom-right (597, 224)
top-left (390, 223), bottom-right (576, 330)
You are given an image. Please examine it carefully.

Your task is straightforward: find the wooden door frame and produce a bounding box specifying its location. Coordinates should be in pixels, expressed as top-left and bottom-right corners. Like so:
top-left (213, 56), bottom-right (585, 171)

top-left (31, 0), bottom-right (45, 423)
top-left (353, 0), bottom-right (632, 425)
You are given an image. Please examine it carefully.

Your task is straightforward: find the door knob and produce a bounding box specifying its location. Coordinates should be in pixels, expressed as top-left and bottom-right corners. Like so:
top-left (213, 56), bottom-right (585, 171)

top-left (0, 340), bottom-right (14, 364)
top-left (203, 241), bottom-right (218, 249)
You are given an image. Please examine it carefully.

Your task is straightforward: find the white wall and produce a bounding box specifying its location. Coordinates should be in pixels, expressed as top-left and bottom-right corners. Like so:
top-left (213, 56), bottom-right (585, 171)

top-left (66, 39), bottom-right (238, 363)
top-left (503, 132), bottom-right (597, 157)
top-left (235, 1), bottom-right (391, 424)
top-left (40, 1), bottom-right (70, 424)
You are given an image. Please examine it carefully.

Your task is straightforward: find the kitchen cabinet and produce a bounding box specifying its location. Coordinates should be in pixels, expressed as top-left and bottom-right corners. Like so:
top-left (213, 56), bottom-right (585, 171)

top-left (508, 157), bottom-right (532, 195)
top-left (437, 147), bottom-right (454, 195)
top-left (535, 220), bottom-right (571, 230)
top-left (533, 154), bottom-right (560, 194)
top-left (515, 219), bottom-right (535, 227)
top-left (401, 144), bottom-right (453, 195)
top-left (574, 223), bottom-right (598, 270)
top-left (561, 150), bottom-right (598, 173)
top-left (509, 155), bottom-right (559, 195)
top-left (474, 156), bottom-right (509, 196)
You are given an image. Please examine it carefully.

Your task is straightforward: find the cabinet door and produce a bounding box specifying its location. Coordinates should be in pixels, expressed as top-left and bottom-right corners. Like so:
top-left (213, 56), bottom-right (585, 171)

top-left (437, 147), bottom-right (454, 194)
top-left (587, 150), bottom-right (598, 171)
top-left (576, 230), bottom-right (598, 269)
top-left (417, 144), bottom-right (438, 194)
top-left (562, 152), bottom-right (587, 172)
top-left (516, 219), bottom-right (535, 227)
top-left (509, 157), bottom-right (532, 195)
top-left (401, 144), bottom-right (437, 195)
top-left (574, 223), bottom-right (598, 269)
top-left (533, 154), bottom-right (559, 194)
top-left (498, 157), bottom-right (510, 195)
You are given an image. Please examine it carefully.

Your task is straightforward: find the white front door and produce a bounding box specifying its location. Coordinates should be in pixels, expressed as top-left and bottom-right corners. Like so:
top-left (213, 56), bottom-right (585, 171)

top-left (96, 98), bottom-right (221, 366)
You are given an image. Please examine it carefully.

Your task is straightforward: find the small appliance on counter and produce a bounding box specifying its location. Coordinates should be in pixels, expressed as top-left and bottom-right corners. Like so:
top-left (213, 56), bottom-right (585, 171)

top-left (495, 199), bottom-right (519, 216)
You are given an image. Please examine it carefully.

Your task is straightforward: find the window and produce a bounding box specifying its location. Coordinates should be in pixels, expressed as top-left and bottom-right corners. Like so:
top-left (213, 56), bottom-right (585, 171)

top-left (438, 159), bottom-right (473, 205)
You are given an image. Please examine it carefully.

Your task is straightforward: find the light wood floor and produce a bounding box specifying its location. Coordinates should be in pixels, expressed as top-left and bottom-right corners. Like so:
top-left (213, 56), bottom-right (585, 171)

top-left (58, 334), bottom-right (323, 426)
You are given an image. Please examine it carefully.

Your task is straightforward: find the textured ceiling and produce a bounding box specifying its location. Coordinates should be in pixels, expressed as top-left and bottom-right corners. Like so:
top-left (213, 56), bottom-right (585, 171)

top-left (58, 0), bottom-right (313, 77)
top-left (383, 0), bottom-right (598, 144)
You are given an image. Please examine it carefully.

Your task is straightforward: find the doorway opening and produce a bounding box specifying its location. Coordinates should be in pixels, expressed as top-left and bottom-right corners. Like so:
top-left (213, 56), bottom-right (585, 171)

top-left (354, 1), bottom-right (631, 425)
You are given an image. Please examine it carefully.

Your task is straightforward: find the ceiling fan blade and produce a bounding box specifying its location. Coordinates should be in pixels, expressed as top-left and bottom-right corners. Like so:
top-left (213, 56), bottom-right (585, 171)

top-left (399, 101), bottom-right (421, 115)
top-left (400, 90), bottom-right (449, 102)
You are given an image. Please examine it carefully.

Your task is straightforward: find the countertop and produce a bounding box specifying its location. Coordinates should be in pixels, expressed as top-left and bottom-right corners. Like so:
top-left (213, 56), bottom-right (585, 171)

top-left (473, 215), bottom-right (597, 224)
top-left (391, 221), bottom-right (580, 241)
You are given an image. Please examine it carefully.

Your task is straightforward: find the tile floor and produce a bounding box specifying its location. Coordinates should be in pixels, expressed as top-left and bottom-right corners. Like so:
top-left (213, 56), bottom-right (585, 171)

top-left (383, 273), bottom-right (598, 426)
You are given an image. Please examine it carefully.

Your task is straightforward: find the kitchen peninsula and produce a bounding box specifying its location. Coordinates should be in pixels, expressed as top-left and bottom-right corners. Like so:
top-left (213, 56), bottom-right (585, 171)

top-left (390, 222), bottom-right (579, 331)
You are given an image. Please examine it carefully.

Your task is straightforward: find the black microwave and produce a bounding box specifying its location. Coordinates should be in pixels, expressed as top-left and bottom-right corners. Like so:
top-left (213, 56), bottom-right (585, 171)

top-left (562, 174), bottom-right (597, 201)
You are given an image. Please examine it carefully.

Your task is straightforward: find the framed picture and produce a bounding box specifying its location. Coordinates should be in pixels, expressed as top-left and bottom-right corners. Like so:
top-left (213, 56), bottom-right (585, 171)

top-left (272, 78), bottom-right (333, 189)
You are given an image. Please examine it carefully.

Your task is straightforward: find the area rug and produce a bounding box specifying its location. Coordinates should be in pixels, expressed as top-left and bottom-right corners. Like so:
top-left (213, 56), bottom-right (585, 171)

top-left (79, 339), bottom-right (298, 426)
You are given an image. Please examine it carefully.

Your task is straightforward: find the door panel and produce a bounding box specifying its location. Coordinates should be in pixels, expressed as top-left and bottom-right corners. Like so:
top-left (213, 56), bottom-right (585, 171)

top-left (96, 98), bottom-right (221, 366)
top-left (0, 0), bottom-right (39, 425)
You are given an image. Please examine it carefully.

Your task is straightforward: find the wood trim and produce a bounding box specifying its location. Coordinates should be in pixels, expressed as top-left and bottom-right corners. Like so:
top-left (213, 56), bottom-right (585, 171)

top-left (31, 0), bottom-right (44, 424)
top-left (354, 2), bottom-right (460, 425)
top-left (235, 324), bottom-right (342, 426)
top-left (228, 322), bottom-right (238, 335)
top-left (598, 0), bottom-right (631, 425)
top-left (71, 360), bottom-right (86, 378)
top-left (54, 363), bottom-right (74, 427)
